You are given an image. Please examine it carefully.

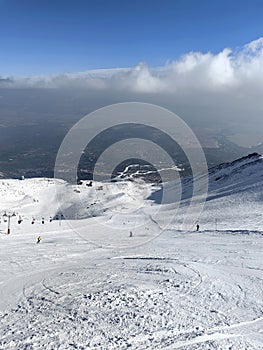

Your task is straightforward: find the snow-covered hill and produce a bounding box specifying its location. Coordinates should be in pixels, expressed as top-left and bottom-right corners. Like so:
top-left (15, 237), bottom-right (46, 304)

top-left (0, 177), bottom-right (155, 221)
top-left (1, 153), bottom-right (262, 229)
top-left (208, 152), bottom-right (263, 193)
top-left (150, 152), bottom-right (263, 231)
top-left (201, 152), bottom-right (263, 231)
top-left (0, 154), bottom-right (262, 349)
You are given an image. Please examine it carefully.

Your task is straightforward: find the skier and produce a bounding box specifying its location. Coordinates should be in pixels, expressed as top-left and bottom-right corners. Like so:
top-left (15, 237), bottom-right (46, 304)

top-left (36, 236), bottom-right (42, 244)
top-left (196, 224), bottom-right (200, 232)
top-left (129, 231), bottom-right (133, 237)
top-left (42, 217), bottom-right (44, 224)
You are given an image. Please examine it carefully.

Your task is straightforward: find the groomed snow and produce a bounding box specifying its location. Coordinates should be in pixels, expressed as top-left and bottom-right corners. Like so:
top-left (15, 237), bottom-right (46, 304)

top-left (0, 154), bottom-right (262, 349)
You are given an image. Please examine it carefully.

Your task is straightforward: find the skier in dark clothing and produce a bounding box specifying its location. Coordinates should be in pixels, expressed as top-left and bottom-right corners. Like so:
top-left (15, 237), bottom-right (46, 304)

top-left (196, 224), bottom-right (200, 231)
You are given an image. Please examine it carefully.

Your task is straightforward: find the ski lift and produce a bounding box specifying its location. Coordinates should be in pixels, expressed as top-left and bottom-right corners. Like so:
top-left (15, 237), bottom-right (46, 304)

top-left (3, 212), bottom-right (16, 234)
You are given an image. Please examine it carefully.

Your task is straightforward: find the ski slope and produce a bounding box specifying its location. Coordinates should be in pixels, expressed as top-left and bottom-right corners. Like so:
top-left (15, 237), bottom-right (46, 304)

top-left (0, 154), bottom-right (263, 349)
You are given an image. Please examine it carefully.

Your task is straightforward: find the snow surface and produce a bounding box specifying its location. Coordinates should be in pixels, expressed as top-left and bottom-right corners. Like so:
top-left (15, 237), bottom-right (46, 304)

top-left (0, 154), bottom-right (263, 349)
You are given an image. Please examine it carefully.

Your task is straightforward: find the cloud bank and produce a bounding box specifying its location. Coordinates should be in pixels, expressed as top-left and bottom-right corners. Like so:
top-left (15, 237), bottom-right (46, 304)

top-left (1, 38), bottom-right (263, 147)
top-left (1, 37), bottom-right (263, 94)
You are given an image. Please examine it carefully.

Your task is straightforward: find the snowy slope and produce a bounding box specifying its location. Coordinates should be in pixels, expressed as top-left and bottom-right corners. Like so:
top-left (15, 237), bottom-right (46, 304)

top-left (0, 154), bottom-right (263, 349)
top-left (0, 178), bottom-right (155, 222)
top-left (151, 153), bottom-right (263, 231)
top-left (208, 152), bottom-right (263, 196)
top-left (1, 153), bottom-right (262, 230)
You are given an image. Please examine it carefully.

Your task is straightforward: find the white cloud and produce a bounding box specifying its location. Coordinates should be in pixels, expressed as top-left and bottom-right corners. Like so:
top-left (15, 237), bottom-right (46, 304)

top-left (1, 37), bottom-right (263, 95)
top-left (1, 38), bottom-right (263, 147)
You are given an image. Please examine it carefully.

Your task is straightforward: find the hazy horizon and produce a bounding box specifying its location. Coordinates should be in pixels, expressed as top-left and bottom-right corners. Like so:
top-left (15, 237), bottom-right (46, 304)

top-left (1, 0), bottom-right (263, 179)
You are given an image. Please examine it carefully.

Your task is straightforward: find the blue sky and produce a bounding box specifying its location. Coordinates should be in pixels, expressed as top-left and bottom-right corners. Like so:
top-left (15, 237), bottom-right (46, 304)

top-left (0, 0), bottom-right (263, 76)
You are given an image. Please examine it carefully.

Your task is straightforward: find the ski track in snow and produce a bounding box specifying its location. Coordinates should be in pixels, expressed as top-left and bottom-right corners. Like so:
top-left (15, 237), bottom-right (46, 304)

top-left (1, 233), bottom-right (262, 349)
top-left (0, 155), bottom-right (263, 350)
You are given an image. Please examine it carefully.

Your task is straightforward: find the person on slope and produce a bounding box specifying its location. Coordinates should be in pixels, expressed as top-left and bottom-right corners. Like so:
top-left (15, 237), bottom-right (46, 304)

top-left (196, 224), bottom-right (200, 232)
top-left (36, 236), bottom-right (42, 244)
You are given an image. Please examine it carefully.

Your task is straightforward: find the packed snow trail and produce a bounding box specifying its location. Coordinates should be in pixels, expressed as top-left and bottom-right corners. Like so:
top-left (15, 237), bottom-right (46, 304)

top-left (0, 229), bottom-right (262, 349)
top-left (0, 154), bottom-right (263, 349)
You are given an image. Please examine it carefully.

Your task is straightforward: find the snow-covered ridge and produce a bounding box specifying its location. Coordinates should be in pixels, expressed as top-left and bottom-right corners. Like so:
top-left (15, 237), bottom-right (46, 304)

top-left (206, 152), bottom-right (263, 199)
top-left (0, 177), bottom-right (156, 222)
top-left (209, 152), bottom-right (263, 182)
top-left (0, 153), bottom-right (262, 229)
top-left (152, 152), bottom-right (263, 199)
